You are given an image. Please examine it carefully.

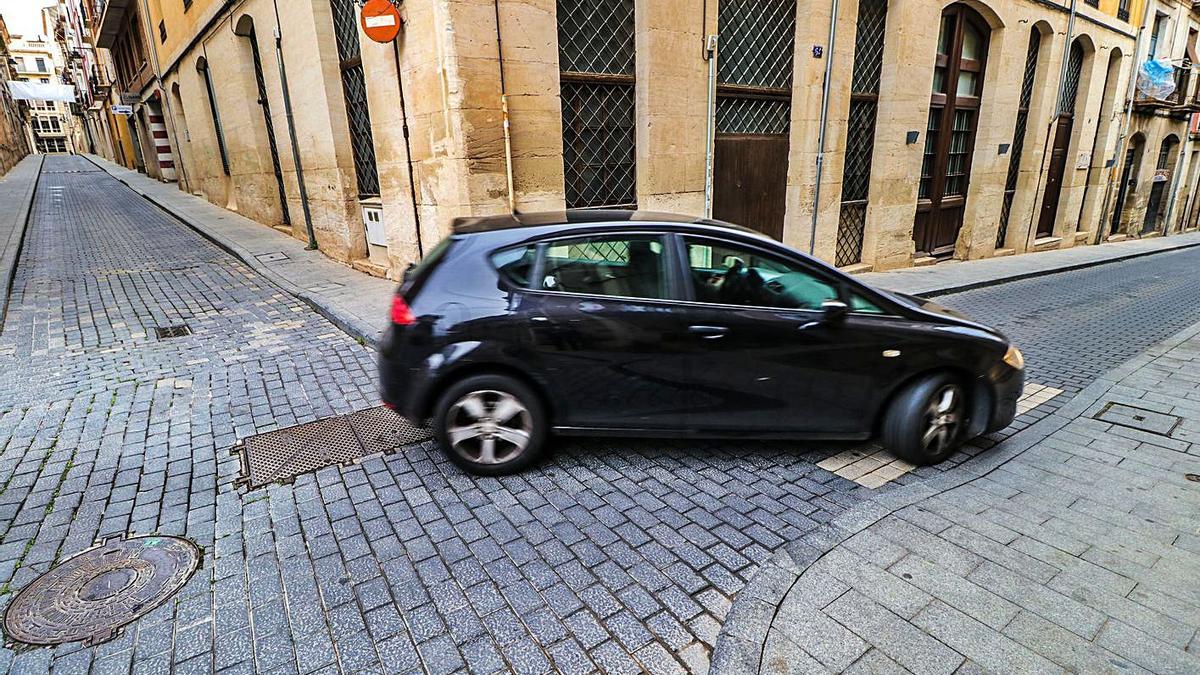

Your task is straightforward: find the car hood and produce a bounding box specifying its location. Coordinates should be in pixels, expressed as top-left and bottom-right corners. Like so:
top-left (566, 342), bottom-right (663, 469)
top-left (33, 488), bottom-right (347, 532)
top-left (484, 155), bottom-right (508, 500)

top-left (887, 291), bottom-right (1009, 340)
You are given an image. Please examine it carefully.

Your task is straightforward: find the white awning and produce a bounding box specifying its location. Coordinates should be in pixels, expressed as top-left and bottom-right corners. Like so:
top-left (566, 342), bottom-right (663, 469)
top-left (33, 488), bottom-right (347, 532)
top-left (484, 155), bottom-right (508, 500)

top-left (6, 81), bottom-right (77, 103)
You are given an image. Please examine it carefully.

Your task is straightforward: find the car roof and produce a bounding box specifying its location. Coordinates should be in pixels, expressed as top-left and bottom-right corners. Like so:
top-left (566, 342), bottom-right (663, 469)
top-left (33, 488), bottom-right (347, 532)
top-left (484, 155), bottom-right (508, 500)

top-left (452, 210), bottom-right (766, 238)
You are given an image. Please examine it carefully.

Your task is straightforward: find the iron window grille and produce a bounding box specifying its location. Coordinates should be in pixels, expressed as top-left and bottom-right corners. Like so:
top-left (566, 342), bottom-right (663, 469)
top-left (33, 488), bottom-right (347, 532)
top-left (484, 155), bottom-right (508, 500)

top-left (1061, 41), bottom-right (1084, 116)
top-left (998, 30), bottom-right (1040, 249)
top-left (198, 59), bottom-right (230, 176)
top-left (1117, 0), bottom-right (1130, 22)
top-left (329, 0), bottom-right (380, 198)
top-left (558, 0), bottom-right (636, 209)
top-left (836, 0), bottom-right (887, 268)
top-left (716, 0), bottom-right (797, 135)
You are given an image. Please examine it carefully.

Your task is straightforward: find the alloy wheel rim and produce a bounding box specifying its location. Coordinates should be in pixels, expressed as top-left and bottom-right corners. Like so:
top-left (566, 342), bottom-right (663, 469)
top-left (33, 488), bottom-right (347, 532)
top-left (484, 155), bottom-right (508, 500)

top-left (446, 390), bottom-right (532, 465)
top-left (922, 384), bottom-right (963, 456)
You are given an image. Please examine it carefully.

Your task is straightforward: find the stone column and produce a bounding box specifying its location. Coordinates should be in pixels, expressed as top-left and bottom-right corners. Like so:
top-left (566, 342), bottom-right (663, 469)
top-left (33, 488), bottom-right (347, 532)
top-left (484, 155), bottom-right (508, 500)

top-left (634, 0), bottom-right (709, 215)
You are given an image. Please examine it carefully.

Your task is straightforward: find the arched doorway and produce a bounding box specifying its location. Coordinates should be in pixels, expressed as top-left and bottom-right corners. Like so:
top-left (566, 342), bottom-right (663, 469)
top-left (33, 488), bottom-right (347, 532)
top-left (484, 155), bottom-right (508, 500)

top-left (1036, 39), bottom-right (1086, 238)
top-left (1111, 133), bottom-right (1143, 235)
top-left (914, 4), bottom-right (990, 258)
top-left (1143, 134), bottom-right (1179, 235)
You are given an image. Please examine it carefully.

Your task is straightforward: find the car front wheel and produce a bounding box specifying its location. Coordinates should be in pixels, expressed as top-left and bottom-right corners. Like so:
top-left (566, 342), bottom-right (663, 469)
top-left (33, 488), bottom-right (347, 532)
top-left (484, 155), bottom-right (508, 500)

top-left (882, 373), bottom-right (968, 465)
top-left (433, 374), bottom-right (548, 476)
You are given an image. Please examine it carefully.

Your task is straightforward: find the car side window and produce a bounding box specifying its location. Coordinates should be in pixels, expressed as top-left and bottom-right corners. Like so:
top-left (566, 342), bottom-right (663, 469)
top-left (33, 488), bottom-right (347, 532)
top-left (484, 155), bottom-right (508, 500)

top-left (684, 237), bottom-right (838, 310)
top-left (541, 235), bottom-right (670, 300)
top-left (491, 245), bottom-right (536, 288)
top-left (848, 292), bottom-right (886, 314)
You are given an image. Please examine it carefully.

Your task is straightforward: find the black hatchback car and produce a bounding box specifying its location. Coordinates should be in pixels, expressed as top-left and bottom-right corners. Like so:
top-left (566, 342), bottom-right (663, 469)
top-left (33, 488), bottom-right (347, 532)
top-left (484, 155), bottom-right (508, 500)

top-left (379, 211), bottom-right (1024, 475)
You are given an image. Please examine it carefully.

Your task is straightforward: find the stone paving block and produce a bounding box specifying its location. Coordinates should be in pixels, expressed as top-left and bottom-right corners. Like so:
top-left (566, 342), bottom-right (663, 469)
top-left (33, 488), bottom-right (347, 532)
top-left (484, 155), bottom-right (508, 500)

top-left (769, 600), bottom-right (869, 671)
top-left (1002, 611), bottom-right (1149, 675)
top-left (911, 600), bottom-right (1061, 675)
top-left (1096, 619), bottom-right (1200, 675)
top-left (889, 555), bottom-right (1019, 630)
top-left (967, 561), bottom-right (1106, 639)
top-left (825, 589), bottom-right (963, 675)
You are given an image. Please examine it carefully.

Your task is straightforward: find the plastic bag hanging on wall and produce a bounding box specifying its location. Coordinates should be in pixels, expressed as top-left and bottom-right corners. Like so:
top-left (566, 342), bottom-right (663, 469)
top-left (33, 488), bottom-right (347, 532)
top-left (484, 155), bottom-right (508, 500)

top-left (1137, 59), bottom-right (1177, 100)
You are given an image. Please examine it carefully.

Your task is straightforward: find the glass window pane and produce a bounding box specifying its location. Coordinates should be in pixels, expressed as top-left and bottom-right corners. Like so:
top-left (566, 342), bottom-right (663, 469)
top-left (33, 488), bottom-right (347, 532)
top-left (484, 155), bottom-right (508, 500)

top-left (684, 238), bottom-right (837, 310)
top-left (849, 293), bottom-right (885, 314)
top-left (542, 236), bottom-right (667, 299)
top-left (491, 246), bottom-right (537, 289)
top-left (961, 24), bottom-right (983, 60)
top-left (956, 71), bottom-right (977, 97)
top-left (937, 16), bottom-right (954, 55)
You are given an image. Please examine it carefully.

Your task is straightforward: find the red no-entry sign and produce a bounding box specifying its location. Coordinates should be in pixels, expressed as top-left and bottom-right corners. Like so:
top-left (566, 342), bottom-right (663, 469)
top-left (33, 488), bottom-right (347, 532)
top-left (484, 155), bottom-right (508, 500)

top-left (361, 0), bottom-right (402, 43)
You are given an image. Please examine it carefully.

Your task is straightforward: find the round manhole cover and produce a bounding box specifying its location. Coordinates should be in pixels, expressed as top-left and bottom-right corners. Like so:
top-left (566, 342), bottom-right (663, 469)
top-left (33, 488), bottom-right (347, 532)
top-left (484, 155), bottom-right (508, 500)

top-left (3, 535), bottom-right (200, 647)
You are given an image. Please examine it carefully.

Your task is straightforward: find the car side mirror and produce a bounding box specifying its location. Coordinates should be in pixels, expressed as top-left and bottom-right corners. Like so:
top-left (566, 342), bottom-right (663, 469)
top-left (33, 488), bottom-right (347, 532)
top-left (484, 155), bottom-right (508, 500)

top-left (822, 300), bottom-right (849, 324)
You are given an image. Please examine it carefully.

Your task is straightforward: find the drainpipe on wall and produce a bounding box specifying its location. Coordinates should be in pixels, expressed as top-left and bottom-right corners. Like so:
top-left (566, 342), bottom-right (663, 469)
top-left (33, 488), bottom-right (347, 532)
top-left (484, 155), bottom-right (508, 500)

top-left (272, 0), bottom-right (318, 250)
top-left (494, 0), bottom-right (516, 215)
top-left (1096, 0), bottom-right (1156, 243)
top-left (703, 33), bottom-right (718, 219)
top-left (391, 38), bottom-right (424, 259)
top-left (810, 0), bottom-right (840, 256)
top-left (1025, 0), bottom-right (1078, 251)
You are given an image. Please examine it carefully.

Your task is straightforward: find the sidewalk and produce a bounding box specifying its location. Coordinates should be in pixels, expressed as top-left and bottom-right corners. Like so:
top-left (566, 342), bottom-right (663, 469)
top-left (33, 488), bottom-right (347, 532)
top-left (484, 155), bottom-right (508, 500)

top-left (712, 320), bottom-right (1200, 674)
top-left (858, 232), bottom-right (1200, 296)
top-left (0, 155), bottom-right (43, 327)
top-left (82, 154), bottom-right (1200, 345)
top-left (83, 155), bottom-right (396, 348)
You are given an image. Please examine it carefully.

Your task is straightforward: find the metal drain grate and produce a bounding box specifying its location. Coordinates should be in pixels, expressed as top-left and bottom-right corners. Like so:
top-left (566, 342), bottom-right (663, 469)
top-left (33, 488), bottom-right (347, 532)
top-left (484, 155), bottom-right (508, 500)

top-left (153, 325), bottom-right (192, 340)
top-left (1093, 402), bottom-right (1182, 436)
top-left (233, 406), bottom-right (432, 488)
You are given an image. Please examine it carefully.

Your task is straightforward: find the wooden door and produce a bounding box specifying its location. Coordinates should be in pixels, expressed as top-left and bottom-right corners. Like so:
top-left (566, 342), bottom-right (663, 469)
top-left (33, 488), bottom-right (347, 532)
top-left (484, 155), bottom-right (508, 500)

top-left (713, 135), bottom-right (789, 240)
top-left (1037, 116), bottom-right (1073, 237)
top-left (913, 6), bottom-right (990, 258)
top-left (1143, 181), bottom-right (1166, 235)
top-left (1111, 147), bottom-right (1138, 234)
top-left (1036, 41), bottom-right (1084, 239)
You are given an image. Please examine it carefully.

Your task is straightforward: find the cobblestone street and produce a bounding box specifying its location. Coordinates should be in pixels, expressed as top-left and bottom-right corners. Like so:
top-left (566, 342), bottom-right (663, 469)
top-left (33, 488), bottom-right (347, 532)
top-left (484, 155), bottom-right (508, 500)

top-left (1, 156), bottom-right (1200, 674)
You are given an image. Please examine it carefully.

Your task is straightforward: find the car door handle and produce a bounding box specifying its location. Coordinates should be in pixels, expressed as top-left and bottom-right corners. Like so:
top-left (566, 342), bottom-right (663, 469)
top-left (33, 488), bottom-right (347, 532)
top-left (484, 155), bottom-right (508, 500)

top-left (530, 316), bottom-right (551, 324)
top-left (688, 325), bottom-right (729, 339)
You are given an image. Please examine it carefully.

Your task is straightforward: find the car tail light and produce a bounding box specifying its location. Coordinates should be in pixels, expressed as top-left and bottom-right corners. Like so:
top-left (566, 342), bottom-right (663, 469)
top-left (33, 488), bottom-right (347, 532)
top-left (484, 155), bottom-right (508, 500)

top-left (391, 295), bottom-right (416, 325)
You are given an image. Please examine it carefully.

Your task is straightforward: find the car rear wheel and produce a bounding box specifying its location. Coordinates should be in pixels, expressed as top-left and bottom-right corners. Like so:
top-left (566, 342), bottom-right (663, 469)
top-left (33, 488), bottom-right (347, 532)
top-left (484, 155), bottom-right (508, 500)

top-left (433, 375), bottom-right (547, 476)
top-left (882, 373), bottom-right (968, 465)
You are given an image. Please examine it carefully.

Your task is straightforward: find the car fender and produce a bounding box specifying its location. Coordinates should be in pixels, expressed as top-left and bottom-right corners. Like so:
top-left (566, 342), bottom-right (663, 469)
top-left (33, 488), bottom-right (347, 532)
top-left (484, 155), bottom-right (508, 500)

top-left (416, 340), bottom-right (559, 421)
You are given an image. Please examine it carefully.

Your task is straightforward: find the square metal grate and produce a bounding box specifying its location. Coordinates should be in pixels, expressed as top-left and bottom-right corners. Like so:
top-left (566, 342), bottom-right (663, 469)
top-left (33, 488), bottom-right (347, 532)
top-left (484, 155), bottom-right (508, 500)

top-left (234, 406), bottom-right (432, 489)
top-left (154, 325), bottom-right (192, 340)
top-left (1093, 402), bottom-right (1181, 437)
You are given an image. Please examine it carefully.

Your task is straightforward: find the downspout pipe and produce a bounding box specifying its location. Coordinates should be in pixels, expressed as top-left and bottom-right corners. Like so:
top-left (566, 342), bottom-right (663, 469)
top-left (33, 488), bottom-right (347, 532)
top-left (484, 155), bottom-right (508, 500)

top-left (391, 37), bottom-right (424, 259)
top-left (703, 34), bottom-right (718, 219)
top-left (810, 0), bottom-right (840, 256)
top-left (272, 0), bottom-right (318, 250)
top-left (1096, 0), bottom-right (1155, 243)
top-left (494, 0), bottom-right (516, 215)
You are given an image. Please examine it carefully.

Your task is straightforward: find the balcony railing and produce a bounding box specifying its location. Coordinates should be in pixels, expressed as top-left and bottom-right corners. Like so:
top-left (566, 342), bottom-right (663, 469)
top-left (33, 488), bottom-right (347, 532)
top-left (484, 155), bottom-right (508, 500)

top-left (1133, 64), bottom-right (1197, 112)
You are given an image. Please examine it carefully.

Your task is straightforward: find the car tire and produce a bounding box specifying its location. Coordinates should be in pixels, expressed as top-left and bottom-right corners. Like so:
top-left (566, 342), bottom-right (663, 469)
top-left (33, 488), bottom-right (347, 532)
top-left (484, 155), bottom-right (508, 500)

top-left (433, 374), bottom-right (548, 476)
top-left (882, 372), bottom-right (968, 466)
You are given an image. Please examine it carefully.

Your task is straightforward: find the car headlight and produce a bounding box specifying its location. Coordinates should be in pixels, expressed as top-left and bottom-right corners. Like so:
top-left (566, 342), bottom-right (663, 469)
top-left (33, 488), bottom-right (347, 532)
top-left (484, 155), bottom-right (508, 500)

top-left (1003, 345), bottom-right (1025, 370)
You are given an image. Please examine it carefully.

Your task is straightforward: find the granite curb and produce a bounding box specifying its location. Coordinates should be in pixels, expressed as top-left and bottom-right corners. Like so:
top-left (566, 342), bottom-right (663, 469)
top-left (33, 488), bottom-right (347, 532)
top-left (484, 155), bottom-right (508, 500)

top-left (80, 154), bottom-right (386, 350)
top-left (0, 155), bottom-right (45, 329)
top-left (710, 317), bottom-right (1200, 674)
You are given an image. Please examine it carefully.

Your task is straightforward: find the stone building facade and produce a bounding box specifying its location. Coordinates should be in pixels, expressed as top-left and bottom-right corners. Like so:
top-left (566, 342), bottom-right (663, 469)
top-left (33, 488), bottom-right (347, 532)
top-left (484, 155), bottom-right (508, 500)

top-left (97, 0), bottom-right (1200, 279)
top-left (0, 17), bottom-right (31, 174)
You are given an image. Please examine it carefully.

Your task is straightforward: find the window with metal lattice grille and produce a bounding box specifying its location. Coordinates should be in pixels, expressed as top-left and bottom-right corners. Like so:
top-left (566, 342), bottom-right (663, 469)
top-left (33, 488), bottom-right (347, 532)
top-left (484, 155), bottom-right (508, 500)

top-left (997, 29), bottom-right (1041, 249)
top-left (329, 0), bottom-right (380, 198)
top-left (715, 0), bottom-right (796, 135)
top-left (835, 0), bottom-right (887, 268)
top-left (558, 0), bottom-right (636, 210)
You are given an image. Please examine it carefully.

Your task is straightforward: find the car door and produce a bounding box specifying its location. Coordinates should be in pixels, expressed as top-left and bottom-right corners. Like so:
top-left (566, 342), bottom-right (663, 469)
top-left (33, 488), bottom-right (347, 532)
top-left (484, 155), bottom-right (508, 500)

top-left (520, 232), bottom-right (694, 430)
top-left (675, 234), bottom-right (907, 435)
